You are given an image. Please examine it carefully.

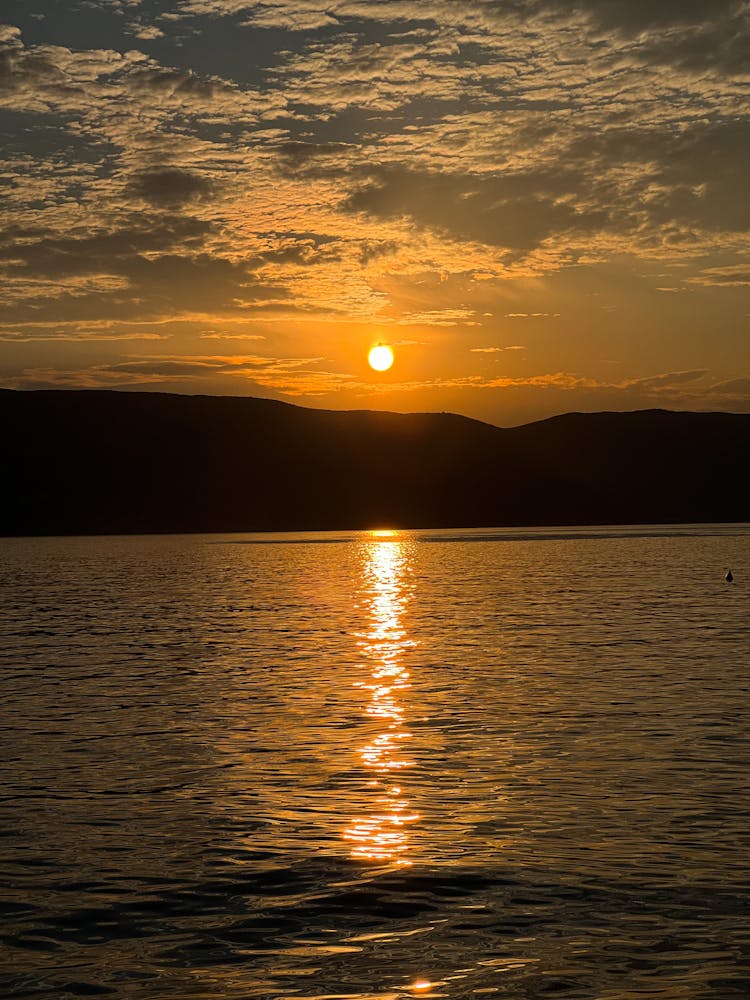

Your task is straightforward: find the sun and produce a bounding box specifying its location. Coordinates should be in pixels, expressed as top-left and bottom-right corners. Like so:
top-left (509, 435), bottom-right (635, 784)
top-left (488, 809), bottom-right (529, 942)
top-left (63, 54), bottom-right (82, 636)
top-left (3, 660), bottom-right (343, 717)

top-left (368, 344), bottom-right (394, 372)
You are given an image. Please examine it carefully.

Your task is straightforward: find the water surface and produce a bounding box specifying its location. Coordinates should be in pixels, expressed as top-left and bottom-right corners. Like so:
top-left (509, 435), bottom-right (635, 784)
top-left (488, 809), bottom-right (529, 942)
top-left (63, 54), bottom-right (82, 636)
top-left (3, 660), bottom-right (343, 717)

top-left (1, 526), bottom-right (749, 998)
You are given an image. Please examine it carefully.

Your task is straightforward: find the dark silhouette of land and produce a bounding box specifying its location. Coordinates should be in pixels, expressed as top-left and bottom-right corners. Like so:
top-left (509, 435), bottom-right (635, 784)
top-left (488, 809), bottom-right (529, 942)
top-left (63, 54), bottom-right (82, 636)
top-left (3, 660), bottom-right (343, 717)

top-left (1, 389), bottom-right (747, 535)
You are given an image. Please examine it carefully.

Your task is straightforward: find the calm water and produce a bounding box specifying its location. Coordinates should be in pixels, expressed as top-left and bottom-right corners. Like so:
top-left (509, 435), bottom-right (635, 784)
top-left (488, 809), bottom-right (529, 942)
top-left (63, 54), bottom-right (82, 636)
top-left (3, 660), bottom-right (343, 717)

top-left (1, 526), bottom-right (749, 999)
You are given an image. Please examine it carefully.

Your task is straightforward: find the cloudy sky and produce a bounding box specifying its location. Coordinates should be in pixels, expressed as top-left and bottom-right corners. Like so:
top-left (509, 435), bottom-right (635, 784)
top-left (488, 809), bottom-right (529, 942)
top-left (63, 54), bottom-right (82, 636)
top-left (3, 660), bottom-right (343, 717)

top-left (1, 0), bottom-right (748, 425)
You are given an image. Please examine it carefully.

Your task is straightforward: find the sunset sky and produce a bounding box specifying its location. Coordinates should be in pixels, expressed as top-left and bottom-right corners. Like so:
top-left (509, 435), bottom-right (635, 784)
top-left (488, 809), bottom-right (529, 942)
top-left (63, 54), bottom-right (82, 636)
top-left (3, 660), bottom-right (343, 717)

top-left (1, 0), bottom-right (748, 426)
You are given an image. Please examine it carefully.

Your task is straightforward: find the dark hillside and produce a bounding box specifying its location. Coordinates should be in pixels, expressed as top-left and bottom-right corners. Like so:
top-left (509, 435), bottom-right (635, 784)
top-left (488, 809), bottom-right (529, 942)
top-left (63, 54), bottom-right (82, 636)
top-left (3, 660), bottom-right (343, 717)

top-left (1, 390), bottom-right (747, 534)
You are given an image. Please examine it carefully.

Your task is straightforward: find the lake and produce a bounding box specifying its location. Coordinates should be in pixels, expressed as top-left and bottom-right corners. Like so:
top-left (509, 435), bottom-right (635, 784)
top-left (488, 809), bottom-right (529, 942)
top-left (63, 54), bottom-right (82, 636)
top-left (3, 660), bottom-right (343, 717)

top-left (1, 526), bottom-right (749, 999)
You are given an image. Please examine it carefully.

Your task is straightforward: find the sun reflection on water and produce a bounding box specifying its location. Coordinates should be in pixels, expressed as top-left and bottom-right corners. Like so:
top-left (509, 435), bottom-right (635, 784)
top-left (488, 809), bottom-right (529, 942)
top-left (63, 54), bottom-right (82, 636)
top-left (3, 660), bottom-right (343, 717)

top-left (344, 532), bottom-right (420, 866)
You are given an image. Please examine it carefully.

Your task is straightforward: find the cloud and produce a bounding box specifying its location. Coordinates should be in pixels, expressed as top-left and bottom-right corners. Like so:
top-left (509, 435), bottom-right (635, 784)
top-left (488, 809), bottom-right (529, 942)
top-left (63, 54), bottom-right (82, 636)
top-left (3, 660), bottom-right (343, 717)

top-left (483, 372), bottom-right (603, 390)
top-left (358, 240), bottom-right (400, 265)
top-left (0, 317), bottom-right (270, 342)
top-left (5, 351), bottom-right (747, 414)
top-left (563, 0), bottom-right (750, 72)
top-left (198, 331), bottom-right (266, 340)
top-left (0, 217), bottom-right (291, 324)
top-left (471, 346), bottom-right (526, 352)
top-left (0, 323), bottom-right (165, 342)
top-left (344, 167), bottom-right (608, 253)
top-left (687, 265), bottom-right (750, 287)
top-left (126, 66), bottom-right (226, 102)
top-left (709, 377), bottom-right (750, 397)
top-left (0, 30), bottom-right (148, 114)
top-left (396, 308), bottom-right (478, 326)
top-left (0, 217), bottom-right (213, 277)
top-left (170, 0), bottom-right (434, 29)
top-left (622, 369), bottom-right (709, 390)
top-left (567, 0), bottom-right (742, 31)
top-left (128, 25), bottom-right (166, 41)
top-left (126, 167), bottom-right (215, 205)
top-left (275, 141), bottom-right (355, 164)
top-left (2, 352), bottom-right (348, 396)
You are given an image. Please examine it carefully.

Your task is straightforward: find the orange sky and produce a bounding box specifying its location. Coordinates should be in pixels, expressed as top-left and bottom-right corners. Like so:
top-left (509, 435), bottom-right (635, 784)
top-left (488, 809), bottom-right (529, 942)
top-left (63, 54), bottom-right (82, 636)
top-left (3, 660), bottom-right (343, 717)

top-left (0, 1), bottom-right (748, 426)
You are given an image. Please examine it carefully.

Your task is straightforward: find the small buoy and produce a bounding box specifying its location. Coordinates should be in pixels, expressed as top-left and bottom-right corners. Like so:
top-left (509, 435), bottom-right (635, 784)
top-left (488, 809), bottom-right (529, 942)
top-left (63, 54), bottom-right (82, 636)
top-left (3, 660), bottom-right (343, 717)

top-left (725, 569), bottom-right (734, 583)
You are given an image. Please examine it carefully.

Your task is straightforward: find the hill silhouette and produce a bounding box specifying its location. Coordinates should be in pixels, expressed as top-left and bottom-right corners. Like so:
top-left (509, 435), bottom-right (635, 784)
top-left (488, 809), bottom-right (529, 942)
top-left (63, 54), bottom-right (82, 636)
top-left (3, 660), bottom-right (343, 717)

top-left (1, 389), bottom-right (747, 535)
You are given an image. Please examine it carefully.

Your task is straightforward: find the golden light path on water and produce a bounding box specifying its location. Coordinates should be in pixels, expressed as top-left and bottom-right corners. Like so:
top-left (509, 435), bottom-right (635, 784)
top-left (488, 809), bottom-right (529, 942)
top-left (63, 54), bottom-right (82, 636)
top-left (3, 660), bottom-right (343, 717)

top-left (344, 531), bottom-right (420, 867)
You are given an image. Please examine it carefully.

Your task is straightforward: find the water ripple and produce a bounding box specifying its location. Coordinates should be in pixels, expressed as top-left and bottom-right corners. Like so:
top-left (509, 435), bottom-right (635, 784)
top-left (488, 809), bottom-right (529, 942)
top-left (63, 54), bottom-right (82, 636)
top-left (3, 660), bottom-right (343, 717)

top-left (1, 527), bottom-right (749, 998)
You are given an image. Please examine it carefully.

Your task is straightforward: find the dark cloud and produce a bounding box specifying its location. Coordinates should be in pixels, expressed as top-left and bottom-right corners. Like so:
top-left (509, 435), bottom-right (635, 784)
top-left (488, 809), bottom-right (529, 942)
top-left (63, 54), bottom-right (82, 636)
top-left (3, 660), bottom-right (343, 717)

top-left (567, 0), bottom-right (742, 31)
top-left (358, 239), bottom-right (399, 264)
top-left (0, 265), bottom-right (287, 323)
top-left (711, 377), bottom-right (750, 395)
top-left (567, 121), bottom-right (747, 184)
top-left (250, 240), bottom-right (342, 267)
top-left (0, 216), bottom-right (290, 324)
top-left (626, 370), bottom-right (709, 389)
top-left (564, 120), bottom-right (750, 234)
top-left (0, 217), bottom-right (214, 277)
top-left (689, 266), bottom-right (750, 287)
top-left (632, 15), bottom-right (750, 73)
top-left (126, 67), bottom-right (221, 100)
top-left (106, 360), bottom-right (227, 376)
top-left (275, 140), bottom-right (354, 161)
top-left (573, 0), bottom-right (748, 72)
top-left (121, 253), bottom-right (264, 300)
top-left (647, 185), bottom-right (749, 235)
top-left (127, 167), bottom-right (215, 205)
top-left (649, 126), bottom-right (749, 232)
top-left (345, 167), bottom-right (607, 251)
top-left (273, 140), bottom-right (358, 180)
top-left (0, 224), bottom-right (48, 242)
top-left (494, 0), bottom-right (749, 72)
top-left (0, 36), bottom-right (65, 94)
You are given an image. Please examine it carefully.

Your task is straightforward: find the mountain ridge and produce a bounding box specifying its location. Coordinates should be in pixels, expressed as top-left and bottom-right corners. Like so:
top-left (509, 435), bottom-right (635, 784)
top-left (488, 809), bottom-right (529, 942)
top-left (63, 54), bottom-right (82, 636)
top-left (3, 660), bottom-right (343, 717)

top-left (2, 389), bottom-right (747, 535)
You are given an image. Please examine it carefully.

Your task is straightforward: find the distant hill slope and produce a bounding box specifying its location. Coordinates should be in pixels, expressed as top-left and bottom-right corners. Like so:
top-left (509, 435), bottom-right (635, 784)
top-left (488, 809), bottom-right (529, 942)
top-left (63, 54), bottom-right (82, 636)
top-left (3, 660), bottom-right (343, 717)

top-left (1, 389), bottom-right (747, 535)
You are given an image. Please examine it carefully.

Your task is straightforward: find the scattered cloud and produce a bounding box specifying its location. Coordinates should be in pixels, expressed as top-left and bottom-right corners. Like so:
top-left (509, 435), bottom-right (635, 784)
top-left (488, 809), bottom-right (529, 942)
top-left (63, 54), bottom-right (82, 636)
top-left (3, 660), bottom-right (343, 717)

top-left (471, 346), bottom-right (526, 353)
top-left (345, 167), bottom-right (608, 253)
top-left (710, 377), bottom-right (750, 397)
top-left (621, 369), bottom-right (709, 390)
top-left (687, 266), bottom-right (750, 288)
top-left (126, 167), bottom-right (215, 206)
